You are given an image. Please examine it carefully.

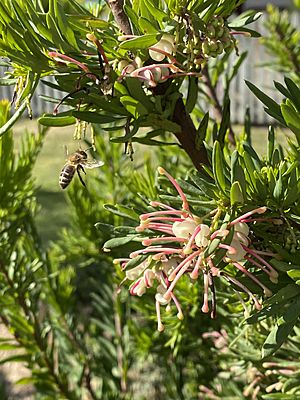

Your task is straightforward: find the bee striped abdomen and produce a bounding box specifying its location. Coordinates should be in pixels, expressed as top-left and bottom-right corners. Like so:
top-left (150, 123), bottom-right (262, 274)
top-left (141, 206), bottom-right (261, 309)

top-left (59, 164), bottom-right (75, 189)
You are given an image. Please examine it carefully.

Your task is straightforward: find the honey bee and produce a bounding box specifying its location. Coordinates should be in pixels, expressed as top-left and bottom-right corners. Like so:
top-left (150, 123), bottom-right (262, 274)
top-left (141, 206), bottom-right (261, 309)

top-left (59, 149), bottom-right (104, 189)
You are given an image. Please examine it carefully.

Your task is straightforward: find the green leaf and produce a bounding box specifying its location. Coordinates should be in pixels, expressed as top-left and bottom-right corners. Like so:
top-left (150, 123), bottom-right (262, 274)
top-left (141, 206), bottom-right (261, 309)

top-left (230, 181), bottom-right (244, 205)
top-left (143, 0), bottom-right (168, 24)
top-left (245, 80), bottom-right (284, 124)
top-left (141, 114), bottom-right (180, 133)
top-left (139, 17), bottom-right (158, 34)
top-left (38, 114), bottom-right (76, 126)
top-left (262, 321), bottom-right (295, 358)
top-left (262, 394), bottom-right (300, 399)
top-left (72, 111), bottom-right (123, 124)
top-left (229, 10), bottom-right (262, 28)
top-left (186, 77), bottom-right (198, 113)
top-left (125, 78), bottom-right (154, 111)
top-left (119, 34), bottom-right (159, 50)
top-left (267, 126), bottom-right (275, 163)
top-left (229, 26), bottom-right (261, 37)
top-left (103, 236), bottom-right (134, 249)
top-left (0, 354), bottom-right (30, 365)
top-left (226, 51), bottom-right (247, 87)
top-left (212, 141), bottom-right (227, 195)
top-left (0, 77), bottom-right (17, 86)
top-left (120, 95), bottom-right (148, 118)
top-left (103, 204), bottom-right (139, 221)
top-left (218, 98), bottom-right (230, 143)
top-left (287, 270), bottom-right (300, 282)
top-left (124, 4), bottom-right (141, 35)
top-left (124, 255), bottom-right (147, 270)
top-left (281, 103), bottom-right (300, 145)
top-left (87, 94), bottom-right (129, 116)
top-left (246, 285), bottom-right (300, 325)
top-left (274, 80), bottom-right (290, 98)
top-left (284, 77), bottom-right (300, 112)
top-left (94, 222), bottom-right (115, 235)
top-left (273, 172), bottom-right (283, 200)
top-left (196, 112), bottom-right (209, 148)
top-left (54, 2), bottom-right (79, 50)
top-left (270, 259), bottom-right (300, 272)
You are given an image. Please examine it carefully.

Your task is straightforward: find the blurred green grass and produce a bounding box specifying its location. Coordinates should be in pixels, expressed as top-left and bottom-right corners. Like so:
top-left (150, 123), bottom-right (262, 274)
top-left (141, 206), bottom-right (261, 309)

top-left (13, 120), bottom-right (291, 247)
top-left (14, 121), bottom-right (76, 246)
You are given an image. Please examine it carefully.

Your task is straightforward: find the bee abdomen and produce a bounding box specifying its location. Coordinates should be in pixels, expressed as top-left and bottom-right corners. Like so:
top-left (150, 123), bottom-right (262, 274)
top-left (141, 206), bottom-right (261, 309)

top-left (59, 164), bottom-right (75, 189)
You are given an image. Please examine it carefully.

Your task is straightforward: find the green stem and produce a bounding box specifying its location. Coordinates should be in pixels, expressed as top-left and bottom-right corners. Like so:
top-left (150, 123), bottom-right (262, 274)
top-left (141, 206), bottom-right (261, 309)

top-left (0, 76), bottom-right (39, 138)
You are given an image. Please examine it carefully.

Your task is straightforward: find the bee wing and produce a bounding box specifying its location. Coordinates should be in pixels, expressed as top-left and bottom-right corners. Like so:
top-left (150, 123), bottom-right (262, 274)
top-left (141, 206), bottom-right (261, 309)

top-left (84, 160), bottom-right (104, 169)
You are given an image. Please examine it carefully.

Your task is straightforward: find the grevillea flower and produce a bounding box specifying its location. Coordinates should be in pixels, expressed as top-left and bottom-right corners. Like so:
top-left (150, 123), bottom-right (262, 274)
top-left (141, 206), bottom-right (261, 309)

top-left (114, 168), bottom-right (279, 332)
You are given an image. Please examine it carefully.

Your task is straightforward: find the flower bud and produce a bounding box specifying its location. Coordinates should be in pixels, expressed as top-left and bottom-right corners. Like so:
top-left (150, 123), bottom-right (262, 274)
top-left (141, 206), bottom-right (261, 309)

top-left (144, 269), bottom-right (155, 288)
top-left (234, 222), bottom-right (250, 236)
top-left (126, 262), bottom-right (147, 280)
top-left (158, 66), bottom-right (170, 82)
top-left (222, 37), bottom-right (232, 49)
top-left (122, 63), bottom-right (136, 75)
top-left (161, 34), bottom-right (175, 46)
top-left (208, 39), bottom-right (218, 52)
top-left (136, 282), bottom-right (146, 296)
top-left (206, 24), bottom-right (215, 38)
top-left (117, 60), bottom-right (129, 72)
top-left (222, 26), bottom-right (230, 38)
top-left (195, 224), bottom-right (211, 247)
top-left (202, 40), bottom-right (210, 55)
top-left (226, 239), bottom-right (247, 262)
top-left (162, 257), bottom-right (179, 276)
top-left (216, 27), bottom-right (224, 38)
top-left (149, 37), bottom-right (174, 61)
top-left (216, 40), bottom-right (224, 54)
top-left (155, 292), bottom-right (170, 305)
top-left (172, 218), bottom-right (197, 238)
top-left (134, 56), bottom-right (143, 68)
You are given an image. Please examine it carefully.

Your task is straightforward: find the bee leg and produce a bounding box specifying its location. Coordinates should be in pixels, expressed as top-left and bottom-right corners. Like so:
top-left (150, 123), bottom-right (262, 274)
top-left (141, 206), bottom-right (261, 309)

top-left (77, 165), bottom-right (86, 187)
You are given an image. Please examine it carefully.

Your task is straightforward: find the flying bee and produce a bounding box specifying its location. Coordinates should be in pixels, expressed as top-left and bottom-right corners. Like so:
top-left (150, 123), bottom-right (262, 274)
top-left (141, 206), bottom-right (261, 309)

top-left (59, 148), bottom-right (104, 189)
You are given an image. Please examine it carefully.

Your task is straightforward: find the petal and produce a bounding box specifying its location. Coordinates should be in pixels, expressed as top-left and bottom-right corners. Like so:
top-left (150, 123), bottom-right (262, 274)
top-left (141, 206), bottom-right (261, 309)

top-left (172, 218), bottom-right (197, 238)
top-left (234, 222), bottom-right (250, 236)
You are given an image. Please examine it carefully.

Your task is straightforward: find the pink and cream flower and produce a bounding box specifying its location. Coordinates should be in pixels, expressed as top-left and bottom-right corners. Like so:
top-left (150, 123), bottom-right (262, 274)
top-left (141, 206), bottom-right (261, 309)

top-left (114, 168), bottom-right (278, 331)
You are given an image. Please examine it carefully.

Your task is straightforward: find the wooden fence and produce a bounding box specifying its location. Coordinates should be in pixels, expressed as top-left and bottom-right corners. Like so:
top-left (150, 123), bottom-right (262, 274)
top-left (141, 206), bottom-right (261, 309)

top-left (0, 13), bottom-right (298, 125)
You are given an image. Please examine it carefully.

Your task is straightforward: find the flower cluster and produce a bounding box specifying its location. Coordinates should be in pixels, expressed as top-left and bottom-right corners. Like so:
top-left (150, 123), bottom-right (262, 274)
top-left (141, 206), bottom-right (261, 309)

top-left (117, 33), bottom-right (200, 87)
top-left (114, 168), bottom-right (278, 331)
top-left (117, 15), bottom-right (237, 87)
top-left (201, 16), bottom-right (236, 58)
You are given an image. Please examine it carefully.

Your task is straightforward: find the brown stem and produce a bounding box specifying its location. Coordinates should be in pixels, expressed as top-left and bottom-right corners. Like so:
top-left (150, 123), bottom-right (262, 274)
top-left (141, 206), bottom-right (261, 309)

top-left (202, 65), bottom-right (236, 145)
top-left (108, 0), bottom-right (132, 35)
top-left (172, 97), bottom-right (210, 170)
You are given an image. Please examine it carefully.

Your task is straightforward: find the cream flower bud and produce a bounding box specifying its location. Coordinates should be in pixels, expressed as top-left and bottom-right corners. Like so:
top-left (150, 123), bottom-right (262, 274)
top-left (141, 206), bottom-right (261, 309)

top-left (123, 63), bottom-right (136, 75)
top-left (149, 36), bottom-right (175, 62)
top-left (117, 60), bottom-right (129, 72)
top-left (138, 69), bottom-right (156, 87)
top-left (195, 224), bottom-right (211, 247)
top-left (234, 222), bottom-right (249, 236)
top-left (226, 239), bottom-right (247, 262)
top-left (126, 262), bottom-right (147, 280)
top-left (136, 281), bottom-right (146, 296)
top-left (155, 292), bottom-right (170, 305)
top-left (172, 218), bottom-right (197, 238)
top-left (161, 257), bottom-right (179, 276)
top-left (155, 284), bottom-right (170, 305)
top-left (144, 269), bottom-right (155, 288)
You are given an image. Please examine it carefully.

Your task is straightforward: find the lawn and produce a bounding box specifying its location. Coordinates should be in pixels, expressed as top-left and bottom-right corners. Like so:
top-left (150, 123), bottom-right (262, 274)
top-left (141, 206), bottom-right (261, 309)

top-left (14, 121), bottom-right (76, 246)
top-left (13, 119), bottom-right (291, 247)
